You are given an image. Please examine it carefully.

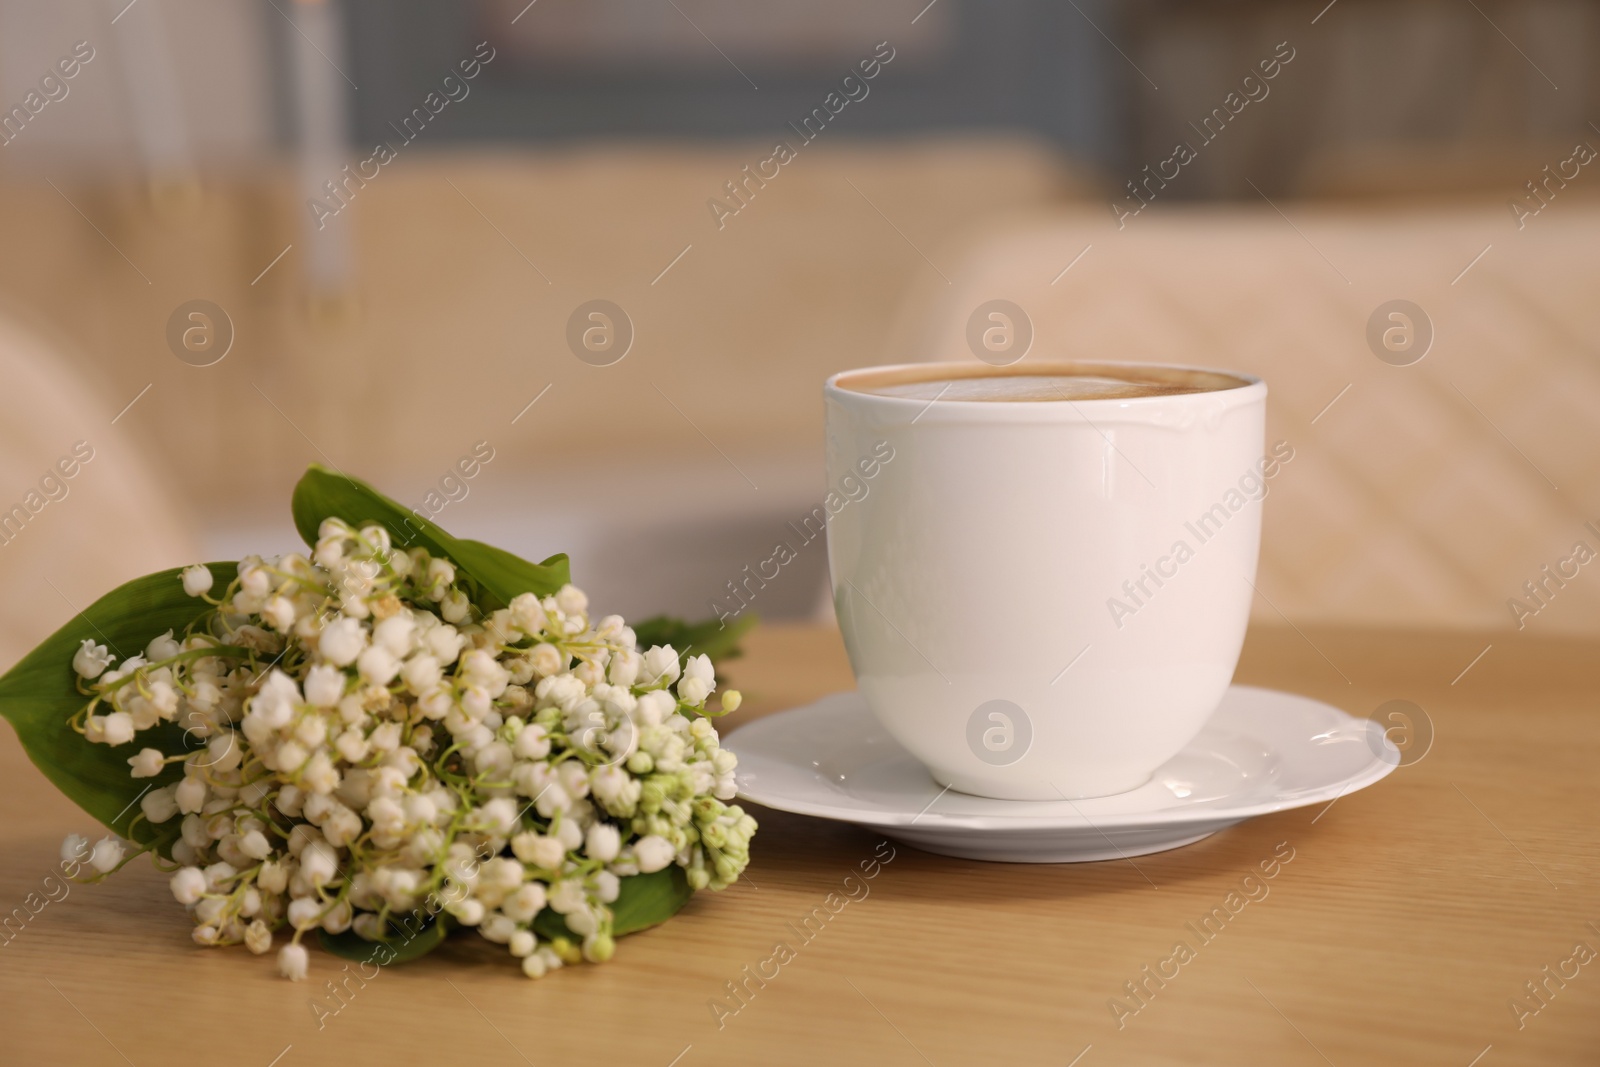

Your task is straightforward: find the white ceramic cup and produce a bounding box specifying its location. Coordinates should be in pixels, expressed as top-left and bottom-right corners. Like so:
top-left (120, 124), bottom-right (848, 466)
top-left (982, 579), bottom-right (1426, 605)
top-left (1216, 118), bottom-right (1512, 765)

top-left (824, 360), bottom-right (1269, 800)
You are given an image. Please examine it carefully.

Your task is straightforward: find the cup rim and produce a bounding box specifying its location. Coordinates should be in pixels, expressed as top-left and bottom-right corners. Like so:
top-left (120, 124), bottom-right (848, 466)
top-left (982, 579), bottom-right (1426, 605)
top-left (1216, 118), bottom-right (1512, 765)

top-left (825, 359), bottom-right (1266, 412)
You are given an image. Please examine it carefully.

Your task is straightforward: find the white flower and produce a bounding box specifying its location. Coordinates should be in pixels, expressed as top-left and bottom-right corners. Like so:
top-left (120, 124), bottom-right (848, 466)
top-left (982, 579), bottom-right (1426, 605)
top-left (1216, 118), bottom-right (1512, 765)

top-left (529, 643), bottom-right (564, 677)
top-left (146, 630), bottom-right (182, 661)
top-left (509, 929), bottom-right (536, 958)
top-left (722, 689), bottom-right (743, 713)
top-left (181, 565), bottom-right (214, 598)
top-left (441, 589), bottom-right (471, 624)
top-left (189, 679), bottom-right (221, 713)
top-left (170, 866), bottom-right (207, 905)
top-left (128, 747), bottom-right (166, 778)
top-left (634, 689), bottom-right (675, 727)
top-left (322, 900), bottom-right (352, 935)
top-left (278, 942), bottom-right (309, 981)
top-left (424, 625), bottom-right (464, 665)
top-left (357, 645), bottom-right (400, 686)
top-left (89, 836), bottom-right (125, 873)
top-left (319, 616), bottom-right (367, 667)
top-left (147, 679), bottom-right (179, 717)
top-left (358, 524), bottom-right (391, 553)
top-left (512, 724), bottom-right (550, 760)
top-left (274, 740), bottom-right (307, 772)
top-left (195, 897), bottom-right (227, 926)
top-left (475, 741), bottom-right (513, 780)
top-left (554, 817), bottom-right (584, 851)
top-left (511, 832), bottom-right (565, 870)
top-left (207, 733), bottom-right (242, 773)
top-left (175, 777), bottom-right (207, 814)
top-left (684, 652), bottom-right (714, 687)
top-left (251, 669), bottom-right (301, 730)
top-left (633, 834), bottom-right (675, 873)
top-left (322, 804), bottom-right (363, 848)
top-left (589, 765), bottom-right (640, 816)
top-left (585, 823), bottom-right (621, 863)
top-left (179, 815), bottom-right (208, 851)
top-left (302, 751), bottom-right (340, 795)
top-left (245, 920), bottom-right (273, 955)
top-left (607, 649), bottom-right (641, 687)
top-left (425, 558), bottom-right (455, 599)
top-left (72, 639), bottom-right (115, 680)
top-left (677, 675), bottom-right (711, 707)
top-left (532, 784), bottom-right (571, 819)
top-left (640, 646), bottom-right (681, 687)
top-left (101, 712), bottom-right (135, 746)
top-left (508, 592), bottom-right (545, 635)
top-left (240, 887), bottom-right (263, 918)
top-left (262, 596), bottom-right (296, 632)
top-left (334, 729), bottom-right (370, 763)
top-left (303, 663), bottom-right (345, 707)
top-left (461, 649), bottom-right (510, 694)
top-left (555, 584), bottom-right (588, 617)
top-left (401, 653), bottom-right (442, 695)
top-left (287, 897), bottom-right (323, 931)
top-left (379, 868), bottom-right (421, 910)
top-left (301, 842), bottom-right (339, 886)
top-left (203, 856), bottom-right (237, 885)
top-left (239, 830), bottom-right (272, 860)
top-left (557, 761), bottom-right (592, 800)
top-left (447, 899), bottom-right (486, 926)
top-left (258, 860), bottom-right (288, 895)
top-left (373, 613), bottom-right (416, 657)
top-left (594, 870), bottom-right (620, 903)
top-left (469, 913), bottom-right (509, 944)
top-left (403, 794), bottom-right (438, 827)
top-left (314, 532), bottom-right (347, 570)
top-left (677, 654), bottom-right (715, 706)
top-left (238, 559), bottom-right (271, 598)
top-left (368, 722), bottom-right (401, 753)
top-left (547, 878), bottom-right (586, 914)
top-left (476, 797), bottom-right (518, 837)
top-left (535, 673), bottom-right (586, 713)
top-left (501, 882), bottom-right (547, 923)
top-left (60, 833), bottom-right (90, 865)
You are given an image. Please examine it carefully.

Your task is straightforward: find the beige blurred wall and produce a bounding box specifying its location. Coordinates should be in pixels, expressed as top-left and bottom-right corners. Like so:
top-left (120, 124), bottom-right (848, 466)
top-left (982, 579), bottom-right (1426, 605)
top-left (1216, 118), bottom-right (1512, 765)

top-left (0, 137), bottom-right (1084, 623)
top-left (890, 196), bottom-right (1600, 637)
top-left (0, 137), bottom-right (1081, 483)
top-left (3, 132), bottom-right (1598, 637)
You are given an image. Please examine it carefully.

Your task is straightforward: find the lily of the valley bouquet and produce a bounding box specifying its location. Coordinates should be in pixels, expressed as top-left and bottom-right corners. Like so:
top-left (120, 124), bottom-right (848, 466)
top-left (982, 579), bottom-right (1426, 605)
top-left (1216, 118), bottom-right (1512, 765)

top-left (0, 467), bottom-right (755, 981)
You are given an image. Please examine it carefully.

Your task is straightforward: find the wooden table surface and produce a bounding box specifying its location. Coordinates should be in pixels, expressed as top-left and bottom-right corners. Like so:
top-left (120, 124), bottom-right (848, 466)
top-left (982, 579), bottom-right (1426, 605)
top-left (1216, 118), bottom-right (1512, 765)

top-left (1, 622), bottom-right (1595, 1066)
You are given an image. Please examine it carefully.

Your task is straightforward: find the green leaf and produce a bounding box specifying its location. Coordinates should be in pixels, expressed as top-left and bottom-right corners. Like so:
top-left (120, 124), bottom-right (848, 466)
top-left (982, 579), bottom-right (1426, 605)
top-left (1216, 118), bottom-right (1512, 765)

top-left (534, 865), bottom-right (693, 942)
top-left (290, 465), bottom-right (569, 610)
top-left (318, 913), bottom-right (454, 965)
top-left (0, 563), bottom-right (235, 853)
top-left (632, 612), bottom-right (758, 671)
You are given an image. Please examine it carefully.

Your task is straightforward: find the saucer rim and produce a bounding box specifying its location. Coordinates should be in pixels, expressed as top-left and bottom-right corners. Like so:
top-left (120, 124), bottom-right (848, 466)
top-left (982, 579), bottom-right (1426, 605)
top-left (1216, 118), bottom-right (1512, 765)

top-left (727, 685), bottom-right (1397, 832)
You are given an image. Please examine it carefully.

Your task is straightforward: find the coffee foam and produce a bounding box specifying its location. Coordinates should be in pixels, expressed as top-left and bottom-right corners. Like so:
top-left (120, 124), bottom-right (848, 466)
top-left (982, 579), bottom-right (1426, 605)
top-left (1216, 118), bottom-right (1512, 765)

top-left (855, 374), bottom-right (1204, 402)
top-left (835, 363), bottom-right (1249, 403)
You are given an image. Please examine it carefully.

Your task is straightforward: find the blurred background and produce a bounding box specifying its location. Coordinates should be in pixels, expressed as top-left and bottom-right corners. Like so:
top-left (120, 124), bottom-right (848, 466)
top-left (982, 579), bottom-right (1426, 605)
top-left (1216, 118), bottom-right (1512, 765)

top-left (1, 0), bottom-right (1598, 665)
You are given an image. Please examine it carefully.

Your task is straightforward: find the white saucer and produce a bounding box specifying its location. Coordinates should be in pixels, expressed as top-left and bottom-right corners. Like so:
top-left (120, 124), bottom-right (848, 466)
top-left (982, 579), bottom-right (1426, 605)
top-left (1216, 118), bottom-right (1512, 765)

top-left (728, 686), bottom-right (1397, 863)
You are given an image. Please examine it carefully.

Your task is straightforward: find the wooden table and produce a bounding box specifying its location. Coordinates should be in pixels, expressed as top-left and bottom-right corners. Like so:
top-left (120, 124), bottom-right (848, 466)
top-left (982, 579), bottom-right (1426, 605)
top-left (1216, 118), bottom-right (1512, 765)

top-left (1, 623), bottom-right (1595, 1066)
